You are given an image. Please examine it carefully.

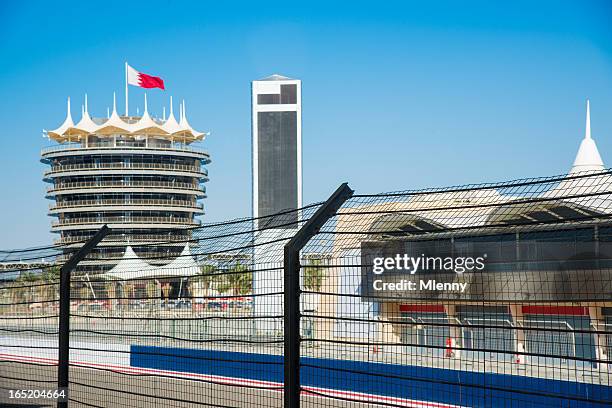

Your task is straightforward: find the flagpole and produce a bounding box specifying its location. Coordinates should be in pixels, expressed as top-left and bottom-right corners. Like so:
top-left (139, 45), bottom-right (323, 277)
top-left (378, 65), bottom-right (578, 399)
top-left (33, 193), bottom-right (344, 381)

top-left (125, 62), bottom-right (128, 117)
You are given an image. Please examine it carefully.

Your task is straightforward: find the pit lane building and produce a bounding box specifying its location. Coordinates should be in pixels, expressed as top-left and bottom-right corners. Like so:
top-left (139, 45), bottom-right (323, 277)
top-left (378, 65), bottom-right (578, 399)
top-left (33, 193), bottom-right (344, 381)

top-left (324, 101), bottom-right (612, 369)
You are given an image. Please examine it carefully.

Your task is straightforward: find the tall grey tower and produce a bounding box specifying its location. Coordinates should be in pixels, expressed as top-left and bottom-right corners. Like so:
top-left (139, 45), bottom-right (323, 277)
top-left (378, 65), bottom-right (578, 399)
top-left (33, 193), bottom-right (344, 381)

top-left (251, 74), bottom-right (302, 333)
top-left (252, 74), bottom-right (302, 225)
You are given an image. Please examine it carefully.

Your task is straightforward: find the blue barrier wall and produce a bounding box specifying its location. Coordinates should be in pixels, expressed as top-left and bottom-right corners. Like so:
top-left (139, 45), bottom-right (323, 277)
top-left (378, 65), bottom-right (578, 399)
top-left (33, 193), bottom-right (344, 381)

top-left (131, 345), bottom-right (611, 408)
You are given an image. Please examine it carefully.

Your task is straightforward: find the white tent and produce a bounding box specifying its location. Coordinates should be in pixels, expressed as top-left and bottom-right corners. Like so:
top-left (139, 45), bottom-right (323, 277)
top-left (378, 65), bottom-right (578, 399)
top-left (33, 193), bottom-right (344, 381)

top-left (104, 246), bottom-right (155, 280)
top-left (149, 243), bottom-right (201, 278)
top-left (104, 244), bottom-right (200, 281)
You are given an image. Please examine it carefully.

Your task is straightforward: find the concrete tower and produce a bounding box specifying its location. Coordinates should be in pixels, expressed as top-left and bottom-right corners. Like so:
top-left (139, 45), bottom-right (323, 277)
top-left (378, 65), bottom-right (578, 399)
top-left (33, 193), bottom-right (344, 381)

top-left (251, 74), bottom-right (303, 333)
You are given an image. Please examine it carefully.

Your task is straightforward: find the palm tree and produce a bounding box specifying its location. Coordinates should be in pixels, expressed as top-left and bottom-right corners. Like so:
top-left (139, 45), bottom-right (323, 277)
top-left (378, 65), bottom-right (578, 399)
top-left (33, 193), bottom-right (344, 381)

top-left (218, 263), bottom-right (252, 295)
top-left (41, 266), bottom-right (60, 303)
top-left (145, 280), bottom-right (158, 305)
top-left (16, 271), bottom-right (39, 305)
top-left (303, 258), bottom-right (326, 291)
top-left (198, 264), bottom-right (217, 290)
top-left (161, 282), bottom-right (171, 303)
top-left (105, 280), bottom-right (117, 310)
top-left (4, 271), bottom-right (40, 313)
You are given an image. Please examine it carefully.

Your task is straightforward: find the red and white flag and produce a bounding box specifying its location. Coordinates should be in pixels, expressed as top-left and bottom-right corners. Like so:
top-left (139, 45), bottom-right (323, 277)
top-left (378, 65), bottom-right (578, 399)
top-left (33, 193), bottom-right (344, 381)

top-left (126, 64), bottom-right (165, 90)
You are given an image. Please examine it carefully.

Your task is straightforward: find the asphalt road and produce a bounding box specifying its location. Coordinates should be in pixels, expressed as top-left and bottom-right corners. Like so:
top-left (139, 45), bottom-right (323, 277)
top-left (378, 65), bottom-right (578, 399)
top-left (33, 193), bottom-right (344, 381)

top-left (0, 362), bottom-right (381, 408)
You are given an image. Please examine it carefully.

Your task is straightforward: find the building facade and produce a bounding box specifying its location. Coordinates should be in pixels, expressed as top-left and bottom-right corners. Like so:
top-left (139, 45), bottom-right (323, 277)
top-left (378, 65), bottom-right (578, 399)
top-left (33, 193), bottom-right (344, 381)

top-left (322, 101), bottom-right (612, 373)
top-left (42, 95), bottom-right (210, 275)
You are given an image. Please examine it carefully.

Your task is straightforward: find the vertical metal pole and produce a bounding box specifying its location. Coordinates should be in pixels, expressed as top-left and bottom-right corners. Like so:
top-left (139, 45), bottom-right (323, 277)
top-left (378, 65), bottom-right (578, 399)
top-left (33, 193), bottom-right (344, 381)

top-left (284, 247), bottom-right (300, 408)
top-left (284, 184), bottom-right (353, 408)
top-left (58, 225), bottom-right (109, 408)
top-left (125, 62), bottom-right (129, 117)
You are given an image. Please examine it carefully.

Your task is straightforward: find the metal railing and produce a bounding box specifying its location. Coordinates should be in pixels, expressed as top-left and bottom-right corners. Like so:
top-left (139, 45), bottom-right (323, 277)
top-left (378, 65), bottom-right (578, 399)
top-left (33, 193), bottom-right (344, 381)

top-left (6, 173), bottom-right (612, 408)
top-left (50, 198), bottom-right (203, 210)
top-left (55, 234), bottom-right (192, 245)
top-left (41, 142), bottom-right (209, 156)
top-left (48, 180), bottom-right (204, 192)
top-left (55, 250), bottom-right (185, 262)
top-left (45, 162), bottom-right (207, 176)
top-left (52, 216), bottom-right (200, 227)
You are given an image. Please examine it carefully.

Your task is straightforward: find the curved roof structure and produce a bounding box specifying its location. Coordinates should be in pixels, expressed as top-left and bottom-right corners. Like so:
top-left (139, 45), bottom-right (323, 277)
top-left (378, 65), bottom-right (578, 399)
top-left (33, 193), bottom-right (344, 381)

top-left (48, 94), bottom-right (207, 143)
top-left (337, 100), bottom-right (611, 240)
top-left (74, 95), bottom-right (98, 135)
top-left (495, 100), bottom-right (612, 222)
top-left (161, 96), bottom-right (182, 134)
top-left (153, 243), bottom-right (201, 277)
top-left (177, 100), bottom-right (205, 138)
top-left (104, 246), bottom-right (155, 280)
top-left (485, 200), bottom-right (609, 225)
top-left (48, 97), bottom-right (77, 139)
top-left (104, 244), bottom-right (200, 280)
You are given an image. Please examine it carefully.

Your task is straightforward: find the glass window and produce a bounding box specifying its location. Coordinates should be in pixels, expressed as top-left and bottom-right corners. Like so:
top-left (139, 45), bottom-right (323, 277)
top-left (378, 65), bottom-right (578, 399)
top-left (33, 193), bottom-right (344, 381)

top-left (257, 94), bottom-right (281, 104)
top-left (281, 84), bottom-right (297, 104)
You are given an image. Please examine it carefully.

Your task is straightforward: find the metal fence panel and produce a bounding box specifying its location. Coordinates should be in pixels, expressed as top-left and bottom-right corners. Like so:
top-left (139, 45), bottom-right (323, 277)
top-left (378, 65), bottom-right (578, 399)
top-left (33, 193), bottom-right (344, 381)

top-left (1, 171), bottom-right (612, 407)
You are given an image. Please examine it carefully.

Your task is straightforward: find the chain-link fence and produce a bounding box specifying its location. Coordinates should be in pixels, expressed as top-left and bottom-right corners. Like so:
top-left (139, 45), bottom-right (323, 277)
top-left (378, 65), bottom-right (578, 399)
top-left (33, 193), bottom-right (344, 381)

top-left (1, 170), bottom-right (612, 407)
top-left (300, 170), bottom-right (612, 407)
top-left (0, 243), bottom-right (67, 406)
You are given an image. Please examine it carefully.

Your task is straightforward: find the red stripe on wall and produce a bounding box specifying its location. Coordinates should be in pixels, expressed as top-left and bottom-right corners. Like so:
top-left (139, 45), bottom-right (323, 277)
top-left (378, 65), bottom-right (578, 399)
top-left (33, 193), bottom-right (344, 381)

top-left (522, 305), bottom-right (587, 316)
top-left (399, 304), bottom-right (445, 313)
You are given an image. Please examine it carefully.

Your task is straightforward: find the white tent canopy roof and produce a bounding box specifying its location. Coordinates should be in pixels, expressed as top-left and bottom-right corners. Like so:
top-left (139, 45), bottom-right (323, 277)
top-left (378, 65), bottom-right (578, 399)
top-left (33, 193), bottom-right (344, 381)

top-left (48, 97), bottom-right (76, 138)
top-left (48, 94), bottom-right (207, 142)
top-left (104, 244), bottom-right (200, 281)
top-left (104, 246), bottom-right (156, 280)
top-left (74, 95), bottom-right (99, 134)
top-left (151, 243), bottom-right (201, 277)
top-left (161, 96), bottom-right (182, 134)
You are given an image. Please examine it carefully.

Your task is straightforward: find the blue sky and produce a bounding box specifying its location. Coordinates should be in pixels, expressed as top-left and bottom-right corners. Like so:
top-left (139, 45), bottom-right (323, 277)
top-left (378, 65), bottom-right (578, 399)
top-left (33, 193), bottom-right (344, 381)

top-left (0, 0), bottom-right (611, 248)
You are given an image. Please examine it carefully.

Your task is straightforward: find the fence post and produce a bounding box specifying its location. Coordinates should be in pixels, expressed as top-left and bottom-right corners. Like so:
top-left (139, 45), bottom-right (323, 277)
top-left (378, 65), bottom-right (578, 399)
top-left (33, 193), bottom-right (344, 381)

top-left (58, 225), bottom-right (109, 408)
top-left (284, 183), bottom-right (354, 408)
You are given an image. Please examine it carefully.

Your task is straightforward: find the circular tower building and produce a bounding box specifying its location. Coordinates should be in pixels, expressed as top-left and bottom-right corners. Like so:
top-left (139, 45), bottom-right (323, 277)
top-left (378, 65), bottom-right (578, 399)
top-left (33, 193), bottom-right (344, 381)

top-left (42, 95), bottom-right (210, 276)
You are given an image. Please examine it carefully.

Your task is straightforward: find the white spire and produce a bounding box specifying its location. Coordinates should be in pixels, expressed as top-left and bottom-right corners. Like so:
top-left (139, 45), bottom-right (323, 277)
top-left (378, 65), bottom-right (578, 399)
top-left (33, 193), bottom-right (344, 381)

top-left (162, 95), bottom-right (181, 134)
top-left (570, 99), bottom-right (604, 173)
top-left (96, 92), bottom-right (131, 134)
top-left (132, 92), bottom-right (167, 134)
top-left (48, 97), bottom-right (75, 138)
top-left (177, 99), bottom-right (204, 138)
top-left (47, 94), bottom-right (205, 141)
top-left (585, 99), bottom-right (591, 140)
top-left (163, 106), bottom-right (166, 121)
top-left (75, 94), bottom-right (98, 133)
top-left (179, 100), bottom-right (185, 125)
